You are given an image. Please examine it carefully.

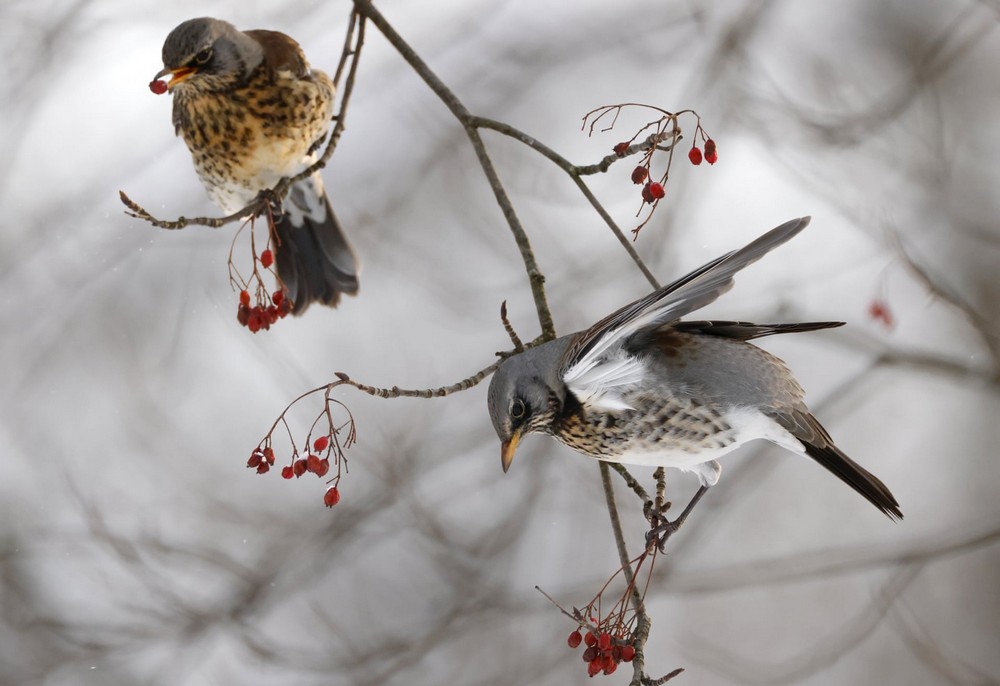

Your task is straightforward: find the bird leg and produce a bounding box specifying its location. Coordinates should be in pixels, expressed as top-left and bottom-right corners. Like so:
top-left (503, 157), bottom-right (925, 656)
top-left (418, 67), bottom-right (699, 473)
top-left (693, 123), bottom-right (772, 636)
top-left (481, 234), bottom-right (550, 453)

top-left (645, 485), bottom-right (710, 553)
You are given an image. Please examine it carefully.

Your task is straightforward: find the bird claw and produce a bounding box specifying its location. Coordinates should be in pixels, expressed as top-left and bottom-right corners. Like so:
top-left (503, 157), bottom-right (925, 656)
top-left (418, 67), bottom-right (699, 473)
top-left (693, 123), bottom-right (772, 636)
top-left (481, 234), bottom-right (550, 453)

top-left (645, 515), bottom-right (681, 553)
top-left (253, 188), bottom-right (282, 219)
top-left (643, 485), bottom-right (710, 553)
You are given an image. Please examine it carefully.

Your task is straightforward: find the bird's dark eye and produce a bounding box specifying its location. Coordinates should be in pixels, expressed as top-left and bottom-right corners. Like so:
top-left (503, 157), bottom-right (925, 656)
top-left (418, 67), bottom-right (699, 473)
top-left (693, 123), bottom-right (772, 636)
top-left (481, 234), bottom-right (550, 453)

top-left (194, 48), bottom-right (213, 65)
top-left (511, 398), bottom-right (527, 420)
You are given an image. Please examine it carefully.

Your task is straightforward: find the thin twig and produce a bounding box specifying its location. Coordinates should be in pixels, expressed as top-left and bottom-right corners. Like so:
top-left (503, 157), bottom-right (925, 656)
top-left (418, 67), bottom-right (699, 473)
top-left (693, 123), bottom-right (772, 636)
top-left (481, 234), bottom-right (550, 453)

top-left (470, 115), bottom-right (662, 289)
top-left (499, 301), bottom-right (525, 353)
top-left (609, 462), bottom-right (652, 503)
top-left (888, 227), bottom-right (1000, 375)
top-left (600, 463), bottom-right (652, 686)
top-left (333, 361), bottom-right (500, 399)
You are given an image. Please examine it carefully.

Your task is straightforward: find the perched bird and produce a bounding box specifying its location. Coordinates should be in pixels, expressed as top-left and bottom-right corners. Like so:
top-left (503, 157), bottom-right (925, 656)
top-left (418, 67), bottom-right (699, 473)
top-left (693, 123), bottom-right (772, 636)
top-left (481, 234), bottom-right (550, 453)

top-left (154, 17), bottom-right (358, 312)
top-left (487, 218), bottom-right (902, 523)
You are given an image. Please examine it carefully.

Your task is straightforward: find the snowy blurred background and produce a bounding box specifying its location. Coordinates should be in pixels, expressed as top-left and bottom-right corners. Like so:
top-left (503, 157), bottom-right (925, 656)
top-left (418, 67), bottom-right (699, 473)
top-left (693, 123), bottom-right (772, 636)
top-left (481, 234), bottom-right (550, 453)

top-left (1, 0), bottom-right (998, 684)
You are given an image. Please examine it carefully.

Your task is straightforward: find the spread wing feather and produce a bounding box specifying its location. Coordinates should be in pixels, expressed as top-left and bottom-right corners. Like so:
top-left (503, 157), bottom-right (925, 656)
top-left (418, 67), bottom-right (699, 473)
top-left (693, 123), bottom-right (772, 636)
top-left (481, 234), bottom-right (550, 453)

top-left (562, 217), bottom-right (811, 407)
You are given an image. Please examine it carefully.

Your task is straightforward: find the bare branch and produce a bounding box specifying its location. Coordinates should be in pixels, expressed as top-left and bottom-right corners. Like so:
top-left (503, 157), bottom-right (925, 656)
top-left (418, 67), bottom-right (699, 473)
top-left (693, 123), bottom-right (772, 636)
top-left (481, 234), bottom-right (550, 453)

top-left (470, 115), bottom-right (662, 289)
top-left (333, 362), bottom-right (500, 399)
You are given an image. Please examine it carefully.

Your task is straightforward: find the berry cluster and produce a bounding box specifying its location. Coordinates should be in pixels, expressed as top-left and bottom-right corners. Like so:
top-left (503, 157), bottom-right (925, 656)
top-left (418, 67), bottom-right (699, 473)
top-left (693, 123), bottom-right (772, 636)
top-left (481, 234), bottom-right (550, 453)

top-left (567, 628), bottom-right (636, 677)
top-left (247, 446), bottom-right (276, 474)
top-left (280, 436), bottom-right (333, 479)
top-left (237, 288), bottom-right (291, 333)
top-left (591, 104), bottom-right (717, 237)
top-left (688, 137), bottom-right (718, 166)
top-left (229, 224), bottom-right (293, 333)
top-left (251, 434), bottom-right (344, 508)
top-left (629, 166), bottom-right (666, 205)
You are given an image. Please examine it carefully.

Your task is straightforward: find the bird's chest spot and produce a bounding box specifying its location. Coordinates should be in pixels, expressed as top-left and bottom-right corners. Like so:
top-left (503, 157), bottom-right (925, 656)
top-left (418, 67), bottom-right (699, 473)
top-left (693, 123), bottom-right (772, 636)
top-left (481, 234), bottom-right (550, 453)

top-left (173, 71), bottom-right (330, 208)
top-left (555, 394), bottom-right (736, 457)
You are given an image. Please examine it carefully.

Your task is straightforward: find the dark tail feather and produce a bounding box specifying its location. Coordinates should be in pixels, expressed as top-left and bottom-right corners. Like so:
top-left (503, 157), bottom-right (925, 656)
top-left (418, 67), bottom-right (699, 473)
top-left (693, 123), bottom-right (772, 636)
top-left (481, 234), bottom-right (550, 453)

top-left (769, 409), bottom-right (903, 520)
top-left (274, 178), bottom-right (358, 314)
top-left (800, 441), bottom-right (903, 520)
top-left (673, 320), bottom-right (844, 341)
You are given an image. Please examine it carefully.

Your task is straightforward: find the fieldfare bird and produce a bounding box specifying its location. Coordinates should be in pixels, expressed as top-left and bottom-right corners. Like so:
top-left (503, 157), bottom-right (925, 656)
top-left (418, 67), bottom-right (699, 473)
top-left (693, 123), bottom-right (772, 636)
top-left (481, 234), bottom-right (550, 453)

top-left (488, 218), bottom-right (902, 524)
top-left (155, 17), bottom-right (358, 312)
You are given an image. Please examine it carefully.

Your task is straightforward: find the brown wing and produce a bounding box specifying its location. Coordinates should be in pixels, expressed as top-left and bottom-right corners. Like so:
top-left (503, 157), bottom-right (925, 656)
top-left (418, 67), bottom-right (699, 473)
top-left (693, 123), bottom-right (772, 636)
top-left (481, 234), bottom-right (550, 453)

top-left (245, 29), bottom-right (309, 78)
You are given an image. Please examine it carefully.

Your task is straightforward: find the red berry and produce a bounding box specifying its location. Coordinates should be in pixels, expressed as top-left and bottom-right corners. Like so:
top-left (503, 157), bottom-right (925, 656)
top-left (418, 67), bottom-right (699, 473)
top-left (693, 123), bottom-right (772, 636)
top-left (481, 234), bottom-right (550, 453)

top-left (612, 646), bottom-right (622, 661)
top-left (293, 458), bottom-right (308, 478)
top-left (239, 290), bottom-right (251, 307)
top-left (613, 142), bottom-right (629, 156)
top-left (281, 465), bottom-right (294, 479)
top-left (642, 182), bottom-right (665, 203)
top-left (688, 146), bottom-right (703, 165)
top-left (587, 659), bottom-right (602, 678)
top-left (313, 435), bottom-right (330, 453)
top-left (568, 630), bottom-right (583, 649)
top-left (620, 645), bottom-right (635, 662)
top-left (598, 632), bottom-right (611, 651)
top-left (265, 305), bottom-right (279, 324)
top-left (602, 657), bottom-right (617, 675)
top-left (704, 139), bottom-right (718, 165)
top-left (582, 646), bottom-right (599, 663)
top-left (315, 458), bottom-right (330, 477)
top-left (631, 165), bottom-right (648, 184)
top-left (583, 632), bottom-right (597, 647)
top-left (259, 249), bottom-right (274, 268)
top-left (323, 486), bottom-right (341, 507)
top-left (868, 300), bottom-right (894, 328)
top-left (271, 290), bottom-right (284, 306)
top-left (149, 79), bottom-right (167, 95)
top-left (263, 447), bottom-right (275, 465)
top-left (247, 310), bottom-right (262, 333)
top-left (306, 453), bottom-right (321, 474)
top-left (256, 461), bottom-right (270, 474)
top-left (247, 451), bottom-right (263, 469)
top-left (237, 304), bottom-right (250, 326)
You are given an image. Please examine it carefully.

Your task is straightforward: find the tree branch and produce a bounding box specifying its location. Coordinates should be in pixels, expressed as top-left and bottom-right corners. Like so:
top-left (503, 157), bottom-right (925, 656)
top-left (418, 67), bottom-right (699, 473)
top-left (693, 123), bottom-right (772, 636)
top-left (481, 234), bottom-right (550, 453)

top-left (353, 0), bottom-right (555, 339)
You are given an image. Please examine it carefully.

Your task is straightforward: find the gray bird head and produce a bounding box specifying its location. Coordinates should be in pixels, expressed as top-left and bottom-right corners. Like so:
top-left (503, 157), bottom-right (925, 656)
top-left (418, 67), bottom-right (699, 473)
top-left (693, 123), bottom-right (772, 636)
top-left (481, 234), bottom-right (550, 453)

top-left (155, 17), bottom-right (263, 93)
top-left (487, 338), bottom-right (569, 473)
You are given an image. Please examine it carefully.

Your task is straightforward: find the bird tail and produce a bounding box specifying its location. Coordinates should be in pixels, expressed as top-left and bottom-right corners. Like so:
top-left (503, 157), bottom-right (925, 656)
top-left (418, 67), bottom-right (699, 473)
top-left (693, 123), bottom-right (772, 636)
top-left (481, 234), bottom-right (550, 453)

top-left (768, 409), bottom-right (903, 520)
top-left (273, 174), bottom-right (359, 313)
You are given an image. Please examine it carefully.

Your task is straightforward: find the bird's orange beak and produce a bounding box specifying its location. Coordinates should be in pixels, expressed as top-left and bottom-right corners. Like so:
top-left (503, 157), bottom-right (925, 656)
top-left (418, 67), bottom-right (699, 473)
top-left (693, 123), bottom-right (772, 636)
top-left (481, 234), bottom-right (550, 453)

top-left (500, 431), bottom-right (521, 473)
top-left (153, 66), bottom-right (196, 89)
